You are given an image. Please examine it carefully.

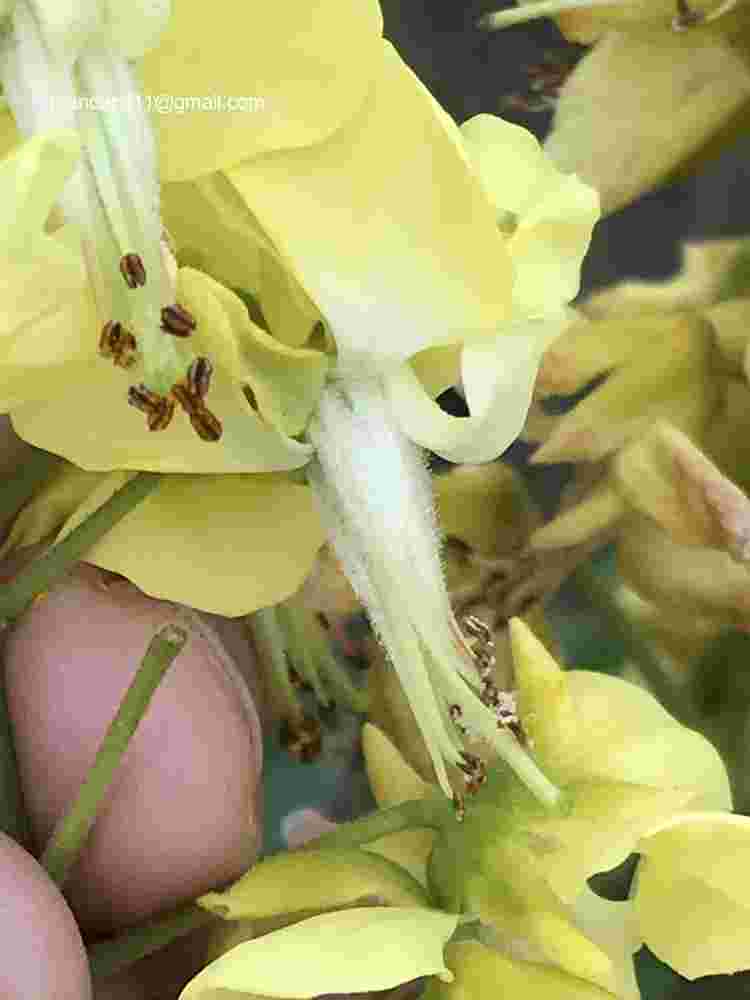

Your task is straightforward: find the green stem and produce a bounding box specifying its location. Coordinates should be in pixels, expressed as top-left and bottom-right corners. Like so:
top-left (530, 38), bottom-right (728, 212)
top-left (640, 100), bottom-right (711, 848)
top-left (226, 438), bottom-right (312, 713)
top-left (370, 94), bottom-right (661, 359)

top-left (300, 797), bottom-right (454, 853)
top-left (0, 472), bottom-right (160, 623)
top-left (88, 902), bottom-right (214, 981)
top-left (249, 607), bottom-right (304, 721)
top-left (574, 563), bottom-right (700, 728)
top-left (0, 447), bottom-right (62, 534)
top-left (41, 625), bottom-right (188, 887)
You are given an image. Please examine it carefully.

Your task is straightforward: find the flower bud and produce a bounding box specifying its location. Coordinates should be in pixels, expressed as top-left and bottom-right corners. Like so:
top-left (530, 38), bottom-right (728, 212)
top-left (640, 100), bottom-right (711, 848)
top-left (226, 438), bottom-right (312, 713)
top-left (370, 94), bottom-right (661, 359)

top-left (0, 831), bottom-right (92, 999)
top-left (4, 569), bottom-right (263, 933)
top-left (614, 422), bottom-right (750, 559)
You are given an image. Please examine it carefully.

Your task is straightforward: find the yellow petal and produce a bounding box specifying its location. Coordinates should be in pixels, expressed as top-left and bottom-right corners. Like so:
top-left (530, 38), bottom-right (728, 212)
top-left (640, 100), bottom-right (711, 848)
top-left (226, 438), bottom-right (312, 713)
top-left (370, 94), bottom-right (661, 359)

top-left (522, 779), bottom-right (693, 903)
top-left (583, 239), bottom-right (745, 320)
top-left (55, 472), bottom-right (324, 616)
top-left (203, 275), bottom-right (328, 437)
top-left (531, 313), bottom-right (719, 464)
top-left (509, 619), bottom-right (732, 807)
top-left (386, 318), bottom-right (563, 463)
top-left (545, 29), bottom-right (750, 216)
top-left (434, 463), bottom-right (533, 557)
top-left (0, 461), bottom-right (105, 557)
top-left (571, 890), bottom-right (642, 1000)
top-left (199, 848), bottom-right (429, 920)
top-left (179, 907), bottom-right (458, 999)
top-left (161, 173), bottom-right (322, 347)
top-left (361, 723), bottom-right (436, 887)
top-left (142, 0), bottom-right (384, 181)
top-left (422, 940), bottom-right (617, 1000)
top-left (635, 812), bottom-right (750, 978)
top-left (228, 41), bottom-right (512, 366)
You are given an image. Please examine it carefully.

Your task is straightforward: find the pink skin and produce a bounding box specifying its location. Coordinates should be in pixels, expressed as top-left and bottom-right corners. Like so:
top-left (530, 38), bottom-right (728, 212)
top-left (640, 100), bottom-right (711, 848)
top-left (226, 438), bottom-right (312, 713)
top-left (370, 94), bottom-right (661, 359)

top-left (4, 569), bottom-right (263, 934)
top-left (0, 831), bottom-right (92, 999)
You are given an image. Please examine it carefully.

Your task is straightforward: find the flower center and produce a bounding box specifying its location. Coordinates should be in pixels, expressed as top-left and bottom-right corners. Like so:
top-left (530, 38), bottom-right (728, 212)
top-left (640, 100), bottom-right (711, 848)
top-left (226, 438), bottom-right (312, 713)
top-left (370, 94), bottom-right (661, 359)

top-left (0, 0), bottom-right (222, 439)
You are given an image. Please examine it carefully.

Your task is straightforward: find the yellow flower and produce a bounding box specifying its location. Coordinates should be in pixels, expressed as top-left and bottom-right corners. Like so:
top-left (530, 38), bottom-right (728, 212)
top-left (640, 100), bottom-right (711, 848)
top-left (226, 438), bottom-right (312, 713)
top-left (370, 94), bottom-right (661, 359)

top-left (177, 619), bottom-right (746, 1000)
top-left (0, 130), bottom-right (325, 613)
top-left (484, 0), bottom-right (750, 215)
top-left (1, 3), bottom-right (596, 779)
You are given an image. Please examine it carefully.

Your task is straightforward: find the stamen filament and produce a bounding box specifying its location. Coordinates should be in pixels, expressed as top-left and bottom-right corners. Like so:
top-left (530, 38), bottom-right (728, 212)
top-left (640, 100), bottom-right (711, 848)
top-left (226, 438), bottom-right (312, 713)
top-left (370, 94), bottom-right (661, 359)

top-left (480, 0), bottom-right (627, 30)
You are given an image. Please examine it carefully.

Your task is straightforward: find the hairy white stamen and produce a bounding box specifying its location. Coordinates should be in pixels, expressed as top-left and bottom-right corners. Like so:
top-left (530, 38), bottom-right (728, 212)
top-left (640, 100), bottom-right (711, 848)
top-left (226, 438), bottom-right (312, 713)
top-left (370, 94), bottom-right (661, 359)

top-left (309, 375), bottom-right (561, 807)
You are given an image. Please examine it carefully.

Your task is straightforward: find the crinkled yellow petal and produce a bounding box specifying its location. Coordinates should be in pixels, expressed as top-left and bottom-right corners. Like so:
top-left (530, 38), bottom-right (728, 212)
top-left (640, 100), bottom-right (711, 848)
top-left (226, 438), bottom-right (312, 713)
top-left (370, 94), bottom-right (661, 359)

top-left (459, 114), bottom-right (563, 220)
top-left (361, 723), bottom-right (436, 887)
top-left (422, 940), bottom-right (617, 1000)
top-left (385, 318), bottom-right (563, 463)
top-left (161, 173), bottom-right (323, 348)
top-left (228, 41), bottom-right (512, 367)
top-left (10, 268), bottom-right (313, 473)
top-left (506, 173), bottom-right (599, 316)
top-left (199, 848), bottom-right (429, 920)
top-left (634, 812), bottom-right (750, 978)
top-left (509, 620), bottom-right (732, 808)
top-left (141, 0), bottom-right (384, 181)
top-left (459, 115), bottom-right (598, 316)
top-left (203, 275), bottom-right (328, 437)
top-left (179, 907), bottom-right (458, 999)
top-left (46, 471), bottom-right (325, 616)
top-left (544, 29), bottom-right (750, 216)
top-left (160, 175), bottom-right (263, 294)
top-left (521, 779), bottom-right (693, 904)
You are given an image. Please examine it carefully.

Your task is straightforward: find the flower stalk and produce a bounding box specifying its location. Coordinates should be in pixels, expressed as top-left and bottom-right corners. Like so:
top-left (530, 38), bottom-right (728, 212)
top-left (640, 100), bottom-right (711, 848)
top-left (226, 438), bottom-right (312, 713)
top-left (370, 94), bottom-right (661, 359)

top-left (0, 471), bottom-right (161, 624)
top-left (41, 624), bottom-right (188, 887)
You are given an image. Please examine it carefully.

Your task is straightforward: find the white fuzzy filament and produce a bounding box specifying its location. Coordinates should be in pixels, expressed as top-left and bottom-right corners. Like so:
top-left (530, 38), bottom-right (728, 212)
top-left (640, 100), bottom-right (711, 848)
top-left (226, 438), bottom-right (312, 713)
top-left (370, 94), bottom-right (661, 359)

top-left (309, 375), bottom-right (561, 808)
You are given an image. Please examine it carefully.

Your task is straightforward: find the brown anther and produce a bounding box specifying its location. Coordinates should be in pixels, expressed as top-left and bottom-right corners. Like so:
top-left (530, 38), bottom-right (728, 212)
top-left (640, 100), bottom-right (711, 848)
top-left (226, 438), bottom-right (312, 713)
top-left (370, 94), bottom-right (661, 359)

top-left (463, 615), bottom-right (493, 645)
top-left (119, 252), bottom-right (147, 289)
top-left (452, 792), bottom-right (465, 822)
top-left (449, 704), bottom-right (462, 723)
top-left (171, 377), bottom-right (223, 443)
top-left (161, 303), bottom-right (196, 337)
top-left (279, 715), bottom-right (322, 763)
top-left (186, 357), bottom-right (213, 401)
top-left (673, 0), bottom-right (703, 28)
top-left (127, 384), bottom-right (175, 432)
top-left (188, 406), bottom-right (223, 442)
top-left (99, 320), bottom-right (137, 369)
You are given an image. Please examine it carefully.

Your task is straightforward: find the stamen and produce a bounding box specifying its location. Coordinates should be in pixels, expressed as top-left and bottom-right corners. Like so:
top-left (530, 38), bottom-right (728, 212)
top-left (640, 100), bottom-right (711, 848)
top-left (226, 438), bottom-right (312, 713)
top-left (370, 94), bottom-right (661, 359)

top-left (279, 715), bottom-right (323, 763)
top-left (127, 384), bottom-right (175, 432)
top-left (119, 252), bottom-right (147, 289)
top-left (187, 406), bottom-right (223, 443)
top-left (171, 381), bottom-right (223, 443)
top-left (479, 0), bottom-right (623, 31)
top-left (673, 0), bottom-right (704, 27)
top-left (161, 303), bottom-right (197, 338)
top-left (185, 357), bottom-right (213, 401)
top-left (99, 320), bottom-right (137, 369)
